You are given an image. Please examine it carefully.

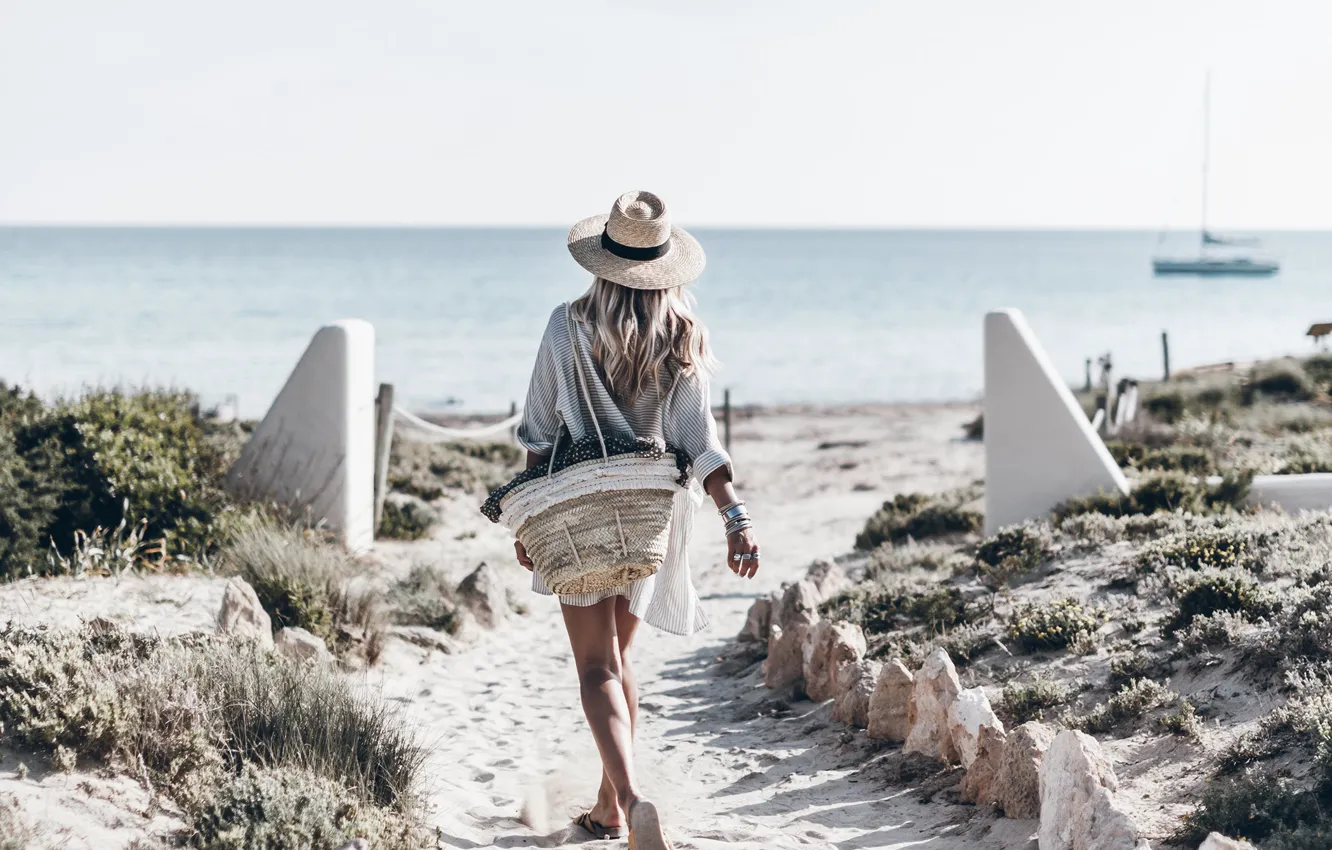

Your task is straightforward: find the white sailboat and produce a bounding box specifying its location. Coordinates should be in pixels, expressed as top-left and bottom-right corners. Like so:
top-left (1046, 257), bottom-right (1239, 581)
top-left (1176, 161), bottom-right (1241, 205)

top-left (1152, 73), bottom-right (1279, 277)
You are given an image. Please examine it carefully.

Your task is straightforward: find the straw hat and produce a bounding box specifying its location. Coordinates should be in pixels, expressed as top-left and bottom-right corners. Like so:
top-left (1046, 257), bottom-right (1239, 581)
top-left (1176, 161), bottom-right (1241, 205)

top-left (567, 190), bottom-right (705, 290)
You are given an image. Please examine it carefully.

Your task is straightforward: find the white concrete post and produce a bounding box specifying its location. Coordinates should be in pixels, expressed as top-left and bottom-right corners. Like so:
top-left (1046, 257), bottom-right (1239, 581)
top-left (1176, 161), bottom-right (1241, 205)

top-left (226, 320), bottom-right (376, 552)
top-left (984, 310), bottom-right (1129, 534)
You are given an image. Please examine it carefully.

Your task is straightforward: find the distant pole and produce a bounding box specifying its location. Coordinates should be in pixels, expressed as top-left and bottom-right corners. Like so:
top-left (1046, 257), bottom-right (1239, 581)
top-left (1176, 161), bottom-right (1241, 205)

top-left (509, 401), bottom-right (517, 417)
top-left (1084, 359), bottom-right (1092, 393)
top-left (723, 388), bottom-right (732, 454)
top-left (373, 383), bottom-right (395, 535)
top-left (509, 400), bottom-right (519, 443)
top-left (1161, 331), bottom-right (1171, 381)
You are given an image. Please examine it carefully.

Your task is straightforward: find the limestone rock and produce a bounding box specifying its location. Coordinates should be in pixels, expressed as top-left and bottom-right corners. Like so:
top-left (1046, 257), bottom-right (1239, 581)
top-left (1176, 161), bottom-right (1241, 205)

top-left (961, 723), bottom-right (1007, 806)
top-left (765, 581), bottom-right (822, 692)
top-left (216, 578), bottom-right (274, 649)
top-left (805, 559), bottom-right (851, 599)
top-left (1199, 835), bottom-right (1254, 850)
top-left (774, 580), bottom-right (821, 631)
top-left (867, 659), bottom-right (915, 742)
top-left (274, 626), bottom-right (332, 664)
top-left (831, 659), bottom-right (882, 727)
top-left (457, 562), bottom-right (508, 629)
top-left (947, 687), bottom-right (1005, 768)
top-left (1039, 730), bottom-right (1148, 850)
top-left (738, 596), bottom-right (773, 643)
top-left (997, 721), bottom-right (1056, 819)
top-left (805, 620), bottom-right (867, 703)
top-left (902, 648), bottom-right (962, 763)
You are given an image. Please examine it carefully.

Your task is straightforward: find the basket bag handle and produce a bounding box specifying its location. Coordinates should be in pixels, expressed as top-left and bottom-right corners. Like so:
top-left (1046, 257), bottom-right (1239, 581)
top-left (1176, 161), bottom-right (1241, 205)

top-left (547, 302), bottom-right (681, 476)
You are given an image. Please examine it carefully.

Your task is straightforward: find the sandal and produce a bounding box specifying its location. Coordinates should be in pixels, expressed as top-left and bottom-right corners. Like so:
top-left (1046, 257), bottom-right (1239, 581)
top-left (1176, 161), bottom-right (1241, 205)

top-left (575, 810), bottom-right (625, 840)
top-left (627, 799), bottom-right (672, 850)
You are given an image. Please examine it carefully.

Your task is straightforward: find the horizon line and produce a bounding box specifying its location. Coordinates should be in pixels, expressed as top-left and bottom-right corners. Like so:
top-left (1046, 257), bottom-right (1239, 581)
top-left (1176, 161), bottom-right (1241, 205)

top-left (3, 222), bottom-right (1331, 233)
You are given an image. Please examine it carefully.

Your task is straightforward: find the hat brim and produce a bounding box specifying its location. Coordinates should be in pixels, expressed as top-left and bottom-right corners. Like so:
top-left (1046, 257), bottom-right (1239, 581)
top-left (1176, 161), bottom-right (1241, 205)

top-left (567, 214), bottom-right (706, 290)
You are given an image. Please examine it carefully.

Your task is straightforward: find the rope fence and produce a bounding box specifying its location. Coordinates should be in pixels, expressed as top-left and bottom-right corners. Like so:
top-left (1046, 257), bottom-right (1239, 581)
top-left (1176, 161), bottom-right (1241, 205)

top-left (391, 405), bottom-right (524, 442)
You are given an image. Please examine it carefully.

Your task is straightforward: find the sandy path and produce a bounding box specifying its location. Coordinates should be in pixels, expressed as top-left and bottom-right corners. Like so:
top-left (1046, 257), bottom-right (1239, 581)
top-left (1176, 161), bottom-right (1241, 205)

top-left (1, 403), bottom-right (1026, 849)
top-left (373, 404), bottom-right (1031, 849)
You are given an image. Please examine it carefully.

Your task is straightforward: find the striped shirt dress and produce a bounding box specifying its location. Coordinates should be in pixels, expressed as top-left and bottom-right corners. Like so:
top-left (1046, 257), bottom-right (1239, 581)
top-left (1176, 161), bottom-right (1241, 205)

top-left (515, 304), bottom-right (732, 636)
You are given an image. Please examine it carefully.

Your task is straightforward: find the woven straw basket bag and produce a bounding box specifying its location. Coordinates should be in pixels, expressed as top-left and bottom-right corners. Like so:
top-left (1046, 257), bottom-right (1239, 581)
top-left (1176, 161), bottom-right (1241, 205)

top-left (499, 307), bottom-right (682, 596)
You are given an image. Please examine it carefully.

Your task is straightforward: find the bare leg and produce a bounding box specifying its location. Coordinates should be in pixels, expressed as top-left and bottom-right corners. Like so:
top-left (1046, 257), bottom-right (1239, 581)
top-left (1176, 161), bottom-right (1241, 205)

top-left (562, 597), bottom-right (642, 823)
top-left (591, 597), bottom-right (641, 827)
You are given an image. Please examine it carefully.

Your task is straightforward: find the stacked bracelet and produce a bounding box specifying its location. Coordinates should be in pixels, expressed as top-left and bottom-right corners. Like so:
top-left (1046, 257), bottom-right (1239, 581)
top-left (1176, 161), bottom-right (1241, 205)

top-left (718, 500), bottom-right (746, 516)
top-left (721, 500), bottom-right (753, 536)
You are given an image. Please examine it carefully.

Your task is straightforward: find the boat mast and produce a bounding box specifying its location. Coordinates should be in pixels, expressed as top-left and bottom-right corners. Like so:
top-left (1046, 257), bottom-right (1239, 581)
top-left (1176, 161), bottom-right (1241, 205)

top-left (1201, 70), bottom-right (1211, 246)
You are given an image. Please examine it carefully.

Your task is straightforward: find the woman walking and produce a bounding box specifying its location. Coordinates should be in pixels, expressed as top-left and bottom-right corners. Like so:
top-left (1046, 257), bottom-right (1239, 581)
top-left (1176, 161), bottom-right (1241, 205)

top-left (483, 190), bottom-right (760, 849)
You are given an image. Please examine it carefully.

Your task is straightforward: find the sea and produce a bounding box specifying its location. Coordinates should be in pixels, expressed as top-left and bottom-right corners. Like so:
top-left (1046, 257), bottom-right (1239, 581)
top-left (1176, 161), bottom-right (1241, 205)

top-left (2, 227), bottom-right (1330, 419)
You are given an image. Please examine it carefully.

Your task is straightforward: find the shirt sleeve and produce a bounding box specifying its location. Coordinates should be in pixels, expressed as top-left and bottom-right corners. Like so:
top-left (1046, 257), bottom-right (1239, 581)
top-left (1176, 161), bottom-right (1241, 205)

top-left (664, 368), bottom-right (732, 486)
top-left (515, 321), bottom-right (561, 456)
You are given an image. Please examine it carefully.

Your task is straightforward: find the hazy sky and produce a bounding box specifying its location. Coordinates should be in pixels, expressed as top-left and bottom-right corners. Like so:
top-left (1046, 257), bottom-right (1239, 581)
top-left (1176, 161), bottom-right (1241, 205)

top-left (3, 1), bottom-right (1331, 228)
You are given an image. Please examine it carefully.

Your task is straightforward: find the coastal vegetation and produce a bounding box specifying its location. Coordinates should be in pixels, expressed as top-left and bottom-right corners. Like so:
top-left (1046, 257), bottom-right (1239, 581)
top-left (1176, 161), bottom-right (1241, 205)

top-left (0, 380), bottom-right (523, 845)
top-left (803, 355), bottom-right (1332, 844)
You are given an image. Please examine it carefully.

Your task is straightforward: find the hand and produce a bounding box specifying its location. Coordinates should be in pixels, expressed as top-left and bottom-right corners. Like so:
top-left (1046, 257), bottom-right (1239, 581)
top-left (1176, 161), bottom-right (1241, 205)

top-left (515, 541), bottom-right (534, 571)
top-left (727, 528), bottom-right (760, 579)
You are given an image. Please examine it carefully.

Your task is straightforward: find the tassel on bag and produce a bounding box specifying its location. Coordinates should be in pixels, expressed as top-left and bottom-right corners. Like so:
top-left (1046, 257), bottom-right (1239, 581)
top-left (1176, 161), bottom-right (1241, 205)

top-left (493, 305), bottom-right (682, 596)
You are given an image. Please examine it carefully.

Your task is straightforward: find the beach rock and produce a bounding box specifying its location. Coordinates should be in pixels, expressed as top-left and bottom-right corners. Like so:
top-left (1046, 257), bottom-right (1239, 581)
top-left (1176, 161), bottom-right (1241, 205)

top-left (961, 723), bottom-right (1007, 806)
top-left (867, 659), bottom-right (915, 742)
top-left (774, 580), bottom-right (821, 631)
top-left (1199, 835), bottom-right (1254, 850)
top-left (216, 578), bottom-right (273, 649)
top-left (903, 648), bottom-right (962, 763)
top-left (997, 721), bottom-right (1056, 819)
top-left (737, 596), bottom-right (773, 643)
top-left (947, 687), bottom-right (1005, 768)
top-left (805, 559), bottom-right (851, 599)
top-left (805, 620), bottom-right (867, 703)
top-left (831, 659), bottom-right (881, 727)
top-left (765, 581), bottom-right (822, 692)
top-left (274, 626), bottom-right (332, 664)
top-left (457, 562), bottom-right (508, 629)
top-left (1039, 730), bottom-right (1148, 850)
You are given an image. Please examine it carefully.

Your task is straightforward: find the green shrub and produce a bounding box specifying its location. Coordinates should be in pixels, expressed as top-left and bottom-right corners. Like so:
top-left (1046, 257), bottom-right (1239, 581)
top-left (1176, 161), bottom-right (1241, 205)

top-left (1075, 678), bottom-right (1176, 734)
top-left (0, 623), bottom-right (424, 813)
top-left (1056, 471), bottom-right (1252, 520)
top-left (1177, 610), bottom-right (1251, 652)
top-left (821, 585), bottom-right (973, 635)
top-left (1244, 361), bottom-right (1318, 405)
top-left (1138, 527), bottom-right (1258, 573)
top-left (388, 439), bottom-right (521, 500)
top-left (1282, 442), bottom-right (1332, 474)
top-left (1266, 583), bottom-right (1332, 663)
top-left (1140, 446), bottom-right (1214, 475)
top-left (855, 490), bottom-right (982, 550)
top-left (1158, 699), bottom-right (1201, 739)
top-left (996, 678), bottom-right (1069, 723)
top-left (866, 542), bottom-right (967, 580)
top-left (1163, 569), bottom-right (1271, 635)
top-left (378, 501), bottom-right (437, 541)
top-left (1175, 768), bottom-right (1329, 847)
top-left (0, 386), bottom-right (239, 576)
top-left (1305, 354), bottom-right (1332, 390)
top-left (223, 521), bottom-right (381, 660)
top-left (188, 763), bottom-right (423, 850)
top-left (387, 564), bottom-right (463, 634)
top-left (1143, 393), bottom-right (1186, 424)
top-left (1007, 599), bottom-right (1101, 652)
top-left (1103, 439), bottom-right (1148, 468)
top-left (1108, 650), bottom-right (1162, 686)
top-left (975, 523), bottom-right (1051, 588)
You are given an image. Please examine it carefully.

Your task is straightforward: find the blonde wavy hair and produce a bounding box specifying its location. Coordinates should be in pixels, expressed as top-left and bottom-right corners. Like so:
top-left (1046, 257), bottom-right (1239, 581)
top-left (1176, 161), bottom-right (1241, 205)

top-left (570, 277), bottom-right (717, 405)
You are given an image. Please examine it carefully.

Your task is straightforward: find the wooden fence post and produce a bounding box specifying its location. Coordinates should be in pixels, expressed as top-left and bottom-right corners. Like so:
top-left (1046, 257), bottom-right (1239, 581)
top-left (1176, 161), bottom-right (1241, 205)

top-left (373, 383), bottom-right (395, 535)
top-left (1161, 331), bottom-right (1171, 381)
top-left (723, 388), bottom-right (732, 454)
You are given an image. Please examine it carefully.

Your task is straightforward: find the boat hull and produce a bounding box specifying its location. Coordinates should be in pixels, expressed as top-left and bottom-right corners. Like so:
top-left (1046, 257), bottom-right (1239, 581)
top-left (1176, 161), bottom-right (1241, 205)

top-left (1153, 258), bottom-right (1279, 276)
